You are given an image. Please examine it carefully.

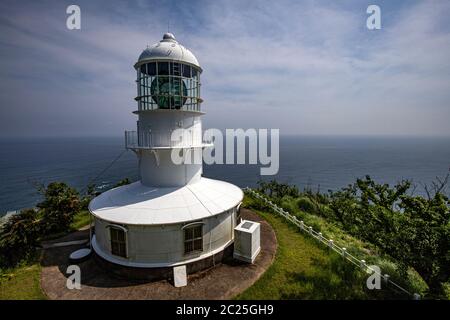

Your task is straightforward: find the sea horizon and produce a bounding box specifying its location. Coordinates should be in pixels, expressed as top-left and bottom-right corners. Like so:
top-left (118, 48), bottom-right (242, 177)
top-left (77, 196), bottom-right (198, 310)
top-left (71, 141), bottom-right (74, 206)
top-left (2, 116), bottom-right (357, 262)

top-left (2, 133), bottom-right (450, 139)
top-left (1, 134), bottom-right (449, 215)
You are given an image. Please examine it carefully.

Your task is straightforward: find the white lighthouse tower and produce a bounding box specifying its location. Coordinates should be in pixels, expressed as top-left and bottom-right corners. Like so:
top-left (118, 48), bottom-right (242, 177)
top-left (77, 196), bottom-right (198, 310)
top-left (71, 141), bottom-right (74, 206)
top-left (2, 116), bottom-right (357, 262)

top-left (88, 33), bottom-right (244, 278)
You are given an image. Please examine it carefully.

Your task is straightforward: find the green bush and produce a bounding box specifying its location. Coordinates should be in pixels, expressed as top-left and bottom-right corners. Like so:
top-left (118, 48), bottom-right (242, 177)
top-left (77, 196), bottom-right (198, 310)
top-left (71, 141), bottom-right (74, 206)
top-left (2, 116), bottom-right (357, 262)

top-left (279, 196), bottom-right (298, 214)
top-left (326, 175), bottom-right (450, 297)
top-left (37, 182), bottom-right (80, 234)
top-left (297, 197), bottom-right (317, 213)
top-left (0, 179), bottom-right (129, 270)
top-left (113, 178), bottom-right (131, 188)
top-left (0, 209), bottom-right (41, 268)
top-left (248, 175), bottom-right (450, 298)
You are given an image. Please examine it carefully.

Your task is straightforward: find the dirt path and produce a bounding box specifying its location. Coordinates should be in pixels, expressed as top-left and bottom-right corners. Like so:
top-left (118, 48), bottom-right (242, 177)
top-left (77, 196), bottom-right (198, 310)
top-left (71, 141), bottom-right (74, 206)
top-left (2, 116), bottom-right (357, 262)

top-left (40, 209), bottom-right (277, 300)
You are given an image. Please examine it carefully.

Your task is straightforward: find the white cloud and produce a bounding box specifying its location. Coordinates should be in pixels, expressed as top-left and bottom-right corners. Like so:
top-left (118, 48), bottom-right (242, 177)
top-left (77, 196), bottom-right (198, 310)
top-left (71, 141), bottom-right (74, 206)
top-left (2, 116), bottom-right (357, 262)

top-left (0, 0), bottom-right (449, 136)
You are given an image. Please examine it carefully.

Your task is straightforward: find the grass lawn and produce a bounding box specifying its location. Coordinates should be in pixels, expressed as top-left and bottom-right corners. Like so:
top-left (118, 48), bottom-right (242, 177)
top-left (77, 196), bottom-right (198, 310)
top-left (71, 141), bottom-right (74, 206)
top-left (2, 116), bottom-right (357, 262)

top-left (70, 210), bottom-right (91, 230)
top-left (0, 210), bottom-right (91, 300)
top-left (0, 206), bottom-right (414, 300)
top-left (41, 210), bottom-right (92, 241)
top-left (237, 209), bottom-right (375, 299)
top-left (0, 253), bottom-right (46, 300)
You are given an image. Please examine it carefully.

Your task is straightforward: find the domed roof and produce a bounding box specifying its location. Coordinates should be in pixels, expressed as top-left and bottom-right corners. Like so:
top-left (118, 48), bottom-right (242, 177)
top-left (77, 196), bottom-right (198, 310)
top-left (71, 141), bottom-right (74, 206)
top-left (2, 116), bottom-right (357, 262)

top-left (136, 33), bottom-right (201, 70)
top-left (89, 177), bottom-right (243, 225)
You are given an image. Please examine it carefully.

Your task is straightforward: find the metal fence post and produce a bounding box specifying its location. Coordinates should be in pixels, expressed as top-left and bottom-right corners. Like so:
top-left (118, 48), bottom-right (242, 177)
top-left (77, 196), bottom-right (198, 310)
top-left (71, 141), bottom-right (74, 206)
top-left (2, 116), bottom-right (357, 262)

top-left (245, 188), bottom-right (414, 299)
top-left (360, 259), bottom-right (366, 269)
top-left (328, 239), bottom-right (334, 248)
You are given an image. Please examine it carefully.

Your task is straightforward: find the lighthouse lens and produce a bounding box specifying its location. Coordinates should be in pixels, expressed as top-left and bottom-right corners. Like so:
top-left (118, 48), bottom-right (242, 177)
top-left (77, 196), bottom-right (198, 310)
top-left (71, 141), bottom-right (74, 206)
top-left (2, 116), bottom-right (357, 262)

top-left (150, 76), bottom-right (187, 109)
top-left (138, 62), bottom-right (200, 111)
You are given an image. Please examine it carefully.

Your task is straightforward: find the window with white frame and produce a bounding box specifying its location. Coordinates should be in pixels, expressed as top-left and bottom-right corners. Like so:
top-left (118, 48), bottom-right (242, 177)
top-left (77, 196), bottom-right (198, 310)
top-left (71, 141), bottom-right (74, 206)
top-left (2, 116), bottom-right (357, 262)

top-left (184, 223), bottom-right (203, 254)
top-left (109, 226), bottom-right (127, 258)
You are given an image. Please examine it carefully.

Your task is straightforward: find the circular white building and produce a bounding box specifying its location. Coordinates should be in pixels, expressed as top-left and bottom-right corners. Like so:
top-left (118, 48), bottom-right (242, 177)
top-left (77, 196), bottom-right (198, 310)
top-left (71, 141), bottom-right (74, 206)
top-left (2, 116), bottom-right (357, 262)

top-left (88, 33), bottom-right (243, 278)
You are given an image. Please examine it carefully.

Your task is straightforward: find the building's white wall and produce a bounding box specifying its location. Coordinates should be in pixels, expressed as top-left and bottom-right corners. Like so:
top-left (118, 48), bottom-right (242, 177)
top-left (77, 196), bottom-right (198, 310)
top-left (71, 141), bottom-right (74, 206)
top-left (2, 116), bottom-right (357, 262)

top-left (138, 111), bottom-right (203, 146)
top-left (94, 206), bottom-right (238, 266)
top-left (94, 218), bottom-right (110, 253)
top-left (139, 150), bottom-right (202, 187)
top-left (206, 208), bottom-right (235, 251)
top-left (137, 111), bottom-right (203, 187)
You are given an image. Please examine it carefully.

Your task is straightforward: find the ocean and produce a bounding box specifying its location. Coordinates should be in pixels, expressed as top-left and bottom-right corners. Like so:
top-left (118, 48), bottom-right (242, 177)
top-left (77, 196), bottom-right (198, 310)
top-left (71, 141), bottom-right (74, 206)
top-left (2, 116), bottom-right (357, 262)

top-left (0, 135), bottom-right (449, 215)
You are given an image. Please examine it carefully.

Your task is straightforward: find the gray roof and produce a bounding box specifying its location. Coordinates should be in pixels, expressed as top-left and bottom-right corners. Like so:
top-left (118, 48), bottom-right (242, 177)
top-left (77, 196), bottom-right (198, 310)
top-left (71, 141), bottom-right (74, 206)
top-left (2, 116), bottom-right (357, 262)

top-left (136, 33), bottom-right (201, 70)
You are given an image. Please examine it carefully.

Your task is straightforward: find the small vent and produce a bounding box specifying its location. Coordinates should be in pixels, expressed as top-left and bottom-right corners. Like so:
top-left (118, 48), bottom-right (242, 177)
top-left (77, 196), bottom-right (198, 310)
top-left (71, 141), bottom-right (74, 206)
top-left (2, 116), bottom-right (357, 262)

top-left (241, 222), bottom-right (253, 230)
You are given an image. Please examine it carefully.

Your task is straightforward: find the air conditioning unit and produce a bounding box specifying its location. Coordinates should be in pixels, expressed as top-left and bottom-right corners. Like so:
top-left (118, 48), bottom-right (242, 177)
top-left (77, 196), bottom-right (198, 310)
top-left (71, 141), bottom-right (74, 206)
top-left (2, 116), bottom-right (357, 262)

top-left (233, 220), bottom-right (261, 263)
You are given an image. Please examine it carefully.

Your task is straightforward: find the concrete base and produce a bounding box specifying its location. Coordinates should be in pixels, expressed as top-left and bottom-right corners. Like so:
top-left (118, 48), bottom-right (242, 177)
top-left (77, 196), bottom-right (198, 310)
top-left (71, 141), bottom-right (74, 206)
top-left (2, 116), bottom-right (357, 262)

top-left (92, 244), bottom-right (234, 282)
top-left (173, 265), bottom-right (187, 287)
top-left (40, 209), bottom-right (278, 300)
top-left (233, 246), bottom-right (261, 264)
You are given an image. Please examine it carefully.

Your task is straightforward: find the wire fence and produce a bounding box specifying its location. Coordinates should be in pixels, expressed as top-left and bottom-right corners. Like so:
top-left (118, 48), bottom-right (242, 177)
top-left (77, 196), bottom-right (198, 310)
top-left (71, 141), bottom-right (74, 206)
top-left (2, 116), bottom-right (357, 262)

top-left (244, 187), bottom-right (421, 300)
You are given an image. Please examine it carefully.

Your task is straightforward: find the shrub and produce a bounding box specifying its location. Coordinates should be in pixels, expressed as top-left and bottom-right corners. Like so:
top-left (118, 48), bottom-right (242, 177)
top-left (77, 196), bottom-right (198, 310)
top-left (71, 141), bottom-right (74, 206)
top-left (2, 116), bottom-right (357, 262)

top-left (113, 178), bottom-right (131, 188)
top-left (279, 196), bottom-right (298, 214)
top-left (79, 183), bottom-right (100, 210)
top-left (249, 175), bottom-right (450, 298)
top-left (37, 182), bottom-right (80, 234)
top-left (0, 209), bottom-right (41, 267)
top-left (327, 175), bottom-right (450, 297)
top-left (296, 197), bottom-right (317, 213)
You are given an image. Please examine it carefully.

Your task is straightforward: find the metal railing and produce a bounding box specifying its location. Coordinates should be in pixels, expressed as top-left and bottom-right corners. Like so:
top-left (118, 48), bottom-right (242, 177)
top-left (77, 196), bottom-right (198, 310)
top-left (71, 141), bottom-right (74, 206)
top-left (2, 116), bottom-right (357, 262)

top-left (125, 130), bottom-right (212, 149)
top-left (244, 187), bottom-right (421, 300)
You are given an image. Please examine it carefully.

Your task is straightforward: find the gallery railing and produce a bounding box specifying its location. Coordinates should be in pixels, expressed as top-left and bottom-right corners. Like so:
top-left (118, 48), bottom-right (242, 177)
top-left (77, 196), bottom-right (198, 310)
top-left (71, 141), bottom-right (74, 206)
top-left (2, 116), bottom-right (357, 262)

top-left (125, 130), bottom-right (211, 149)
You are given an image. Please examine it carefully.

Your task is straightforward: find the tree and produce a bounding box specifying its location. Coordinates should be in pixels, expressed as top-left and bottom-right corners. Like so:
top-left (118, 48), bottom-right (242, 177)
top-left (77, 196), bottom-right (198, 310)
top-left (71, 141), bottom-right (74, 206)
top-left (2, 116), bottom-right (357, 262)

top-left (327, 175), bottom-right (450, 297)
top-left (396, 191), bottom-right (450, 296)
top-left (37, 182), bottom-right (80, 234)
top-left (258, 175), bottom-right (450, 297)
top-left (0, 209), bottom-right (41, 267)
top-left (257, 179), bottom-right (299, 199)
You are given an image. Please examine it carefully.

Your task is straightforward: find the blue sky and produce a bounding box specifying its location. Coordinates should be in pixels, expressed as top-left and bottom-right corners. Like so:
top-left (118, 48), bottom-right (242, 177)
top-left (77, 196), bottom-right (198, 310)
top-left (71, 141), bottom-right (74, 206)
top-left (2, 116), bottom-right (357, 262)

top-left (0, 0), bottom-right (449, 137)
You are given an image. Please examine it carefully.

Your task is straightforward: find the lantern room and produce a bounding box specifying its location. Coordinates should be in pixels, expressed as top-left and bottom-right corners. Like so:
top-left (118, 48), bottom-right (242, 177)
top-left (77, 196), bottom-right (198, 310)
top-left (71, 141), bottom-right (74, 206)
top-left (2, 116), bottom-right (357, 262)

top-left (134, 33), bottom-right (202, 112)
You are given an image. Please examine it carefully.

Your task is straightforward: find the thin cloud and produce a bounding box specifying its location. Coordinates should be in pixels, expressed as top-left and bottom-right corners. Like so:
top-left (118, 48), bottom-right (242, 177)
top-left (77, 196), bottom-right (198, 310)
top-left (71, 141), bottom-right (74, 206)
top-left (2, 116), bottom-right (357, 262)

top-left (0, 0), bottom-right (449, 137)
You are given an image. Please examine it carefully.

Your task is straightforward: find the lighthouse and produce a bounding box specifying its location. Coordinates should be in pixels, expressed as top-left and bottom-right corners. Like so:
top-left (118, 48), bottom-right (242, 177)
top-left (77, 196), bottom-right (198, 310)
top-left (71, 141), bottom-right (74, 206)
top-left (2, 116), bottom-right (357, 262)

top-left (88, 33), bottom-right (245, 278)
